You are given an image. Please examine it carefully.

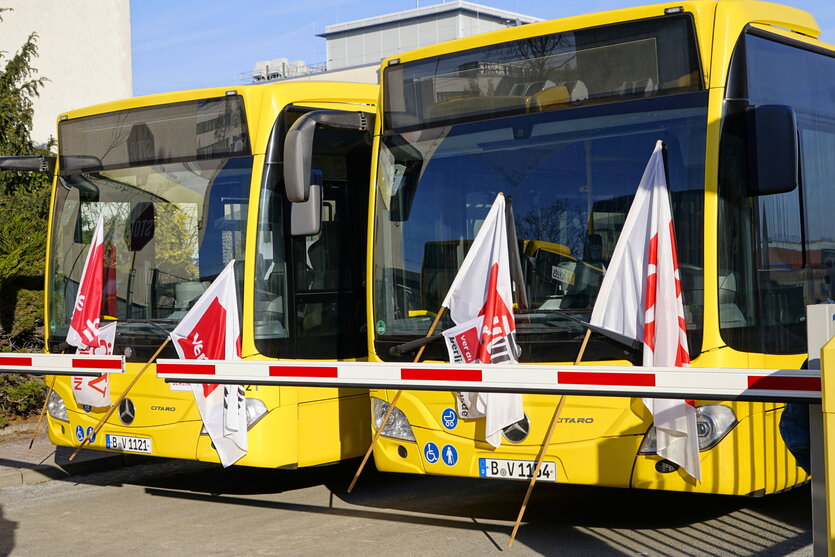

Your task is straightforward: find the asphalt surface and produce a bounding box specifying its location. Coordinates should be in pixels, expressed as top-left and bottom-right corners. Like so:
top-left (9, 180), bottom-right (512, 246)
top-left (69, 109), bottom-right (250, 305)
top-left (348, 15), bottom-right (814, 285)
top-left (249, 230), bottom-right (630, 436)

top-left (0, 427), bottom-right (815, 556)
top-left (0, 421), bottom-right (149, 489)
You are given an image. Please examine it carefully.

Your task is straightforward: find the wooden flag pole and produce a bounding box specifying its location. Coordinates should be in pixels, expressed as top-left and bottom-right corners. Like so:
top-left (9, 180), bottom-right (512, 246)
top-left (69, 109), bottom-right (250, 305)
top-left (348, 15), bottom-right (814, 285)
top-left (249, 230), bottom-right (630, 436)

top-left (29, 375), bottom-right (57, 449)
top-left (508, 328), bottom-right (591, 547)
top-left (69, 337), bottom-right (171, 461)
top-left (347, 307), bottom-right (446, 493)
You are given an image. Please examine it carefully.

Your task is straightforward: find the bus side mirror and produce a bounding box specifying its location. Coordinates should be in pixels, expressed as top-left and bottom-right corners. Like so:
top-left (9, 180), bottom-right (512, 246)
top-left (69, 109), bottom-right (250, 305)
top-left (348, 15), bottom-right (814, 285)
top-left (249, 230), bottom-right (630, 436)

top-left (290, 169), bottom-right (323, 237)
top-left (746, 104), bottom-right (798, 196)
top-left (60, 155), bottom-right (104, 174)
top-left (284, 118), bottom-right (315, 203)
top-left (0, 156), bottom-right (56, 177)
top-left (283, 109), bottom-right (372, 202)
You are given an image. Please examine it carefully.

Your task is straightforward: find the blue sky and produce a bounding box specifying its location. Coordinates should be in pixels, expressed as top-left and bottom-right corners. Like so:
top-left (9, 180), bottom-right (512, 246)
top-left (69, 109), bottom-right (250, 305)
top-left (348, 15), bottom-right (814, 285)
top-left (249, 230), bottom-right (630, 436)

top-left (131, 0), bottom-right (835, 96)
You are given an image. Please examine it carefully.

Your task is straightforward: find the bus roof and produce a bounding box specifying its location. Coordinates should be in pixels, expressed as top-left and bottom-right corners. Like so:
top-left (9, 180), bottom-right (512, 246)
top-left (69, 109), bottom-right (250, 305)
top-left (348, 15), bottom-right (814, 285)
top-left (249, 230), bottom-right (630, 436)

top-left (58, 81), bottom-right (377, 122)
top-left (57, 80), bottom-right (378, 157)
top-left (379, 1), bottom-right (821, 91)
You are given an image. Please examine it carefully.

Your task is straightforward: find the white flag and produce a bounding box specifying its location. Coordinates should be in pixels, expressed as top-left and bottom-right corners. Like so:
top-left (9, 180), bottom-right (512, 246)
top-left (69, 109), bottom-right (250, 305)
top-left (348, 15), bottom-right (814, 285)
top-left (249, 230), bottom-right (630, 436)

top-left (72, 321), bottom-right (117, 407)
top-left (440, 193), bottom-right (523, 448)
top-left (590, 140), bottom-right (700, 481)
top-left (169, 260), bottom-right (247, 467)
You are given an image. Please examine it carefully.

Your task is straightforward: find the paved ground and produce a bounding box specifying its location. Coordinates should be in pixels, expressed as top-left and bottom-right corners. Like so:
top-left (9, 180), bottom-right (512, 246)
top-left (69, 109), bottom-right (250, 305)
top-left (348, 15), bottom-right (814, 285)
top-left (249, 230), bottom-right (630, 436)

top-left (0, 422), bottom-right (815, 556)
top-left (0, 457), bottom-right (813, 556)
top-left (0, 420), bottom-right (145, 488)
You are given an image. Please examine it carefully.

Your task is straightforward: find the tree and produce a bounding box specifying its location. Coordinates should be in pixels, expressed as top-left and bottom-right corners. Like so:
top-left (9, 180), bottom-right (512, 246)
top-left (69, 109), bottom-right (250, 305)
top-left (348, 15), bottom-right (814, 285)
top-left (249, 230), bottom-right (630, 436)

top-left (0, 7), bottom-right (52, 426)
top-left (0, 8), bottom-right (51, 173)
top-left (0, 6), bottom-right (51, 347)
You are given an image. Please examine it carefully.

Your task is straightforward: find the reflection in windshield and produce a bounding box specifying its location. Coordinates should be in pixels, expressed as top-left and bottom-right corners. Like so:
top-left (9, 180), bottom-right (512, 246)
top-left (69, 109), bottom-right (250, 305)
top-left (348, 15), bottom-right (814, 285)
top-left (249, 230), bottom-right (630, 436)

top-left (374, 94), bottom-right (706, 362)
top-left (49, 157), bottom-right (251, 358)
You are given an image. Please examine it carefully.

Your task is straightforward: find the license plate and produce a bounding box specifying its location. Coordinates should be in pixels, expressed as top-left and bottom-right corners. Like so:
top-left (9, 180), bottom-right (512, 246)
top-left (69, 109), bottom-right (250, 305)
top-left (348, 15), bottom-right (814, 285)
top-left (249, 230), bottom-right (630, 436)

top-left (105, 434), bottom-right (152, 454)
top-left (551, 266), bottom-right (575, 285)
top-left (479, 458), bottom-right (557, 482)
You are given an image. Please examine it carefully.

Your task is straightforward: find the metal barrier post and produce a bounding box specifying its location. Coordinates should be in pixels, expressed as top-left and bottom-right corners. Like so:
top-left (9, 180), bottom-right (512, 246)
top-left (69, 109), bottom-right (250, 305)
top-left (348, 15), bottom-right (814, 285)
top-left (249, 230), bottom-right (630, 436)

top-left (820, 338), bottom-right (835, 555)
top-left (808, 304), bottom-right (835, 555)
top-left (811, 403), bottom-right (826, 556)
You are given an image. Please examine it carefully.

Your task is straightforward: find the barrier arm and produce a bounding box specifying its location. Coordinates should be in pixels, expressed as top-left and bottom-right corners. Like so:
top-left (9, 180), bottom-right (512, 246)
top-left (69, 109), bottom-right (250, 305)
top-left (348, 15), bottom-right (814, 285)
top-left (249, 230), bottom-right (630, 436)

top-left (156, 359), bottom-right (821, 402)
top-left (0, 353), bottom-right (125, 377)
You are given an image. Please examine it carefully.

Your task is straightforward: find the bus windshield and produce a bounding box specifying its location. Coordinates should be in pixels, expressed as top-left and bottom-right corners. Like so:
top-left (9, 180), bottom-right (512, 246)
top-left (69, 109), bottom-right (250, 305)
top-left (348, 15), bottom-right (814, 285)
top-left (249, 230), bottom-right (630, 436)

top-left (49, 96), bottom-right (251, 359)
top-left (373, 92), bottom-right (707, 362)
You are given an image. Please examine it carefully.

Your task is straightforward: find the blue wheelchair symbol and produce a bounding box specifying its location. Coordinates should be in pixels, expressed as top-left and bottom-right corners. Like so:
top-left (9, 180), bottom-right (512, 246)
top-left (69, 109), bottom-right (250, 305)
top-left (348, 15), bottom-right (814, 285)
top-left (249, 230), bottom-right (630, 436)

top-left (75, 425), bottom-right (84, 442)
top-left (441, 408), bottom-right (458, 430)
top-left (442, 444), bottom-right (458, 466)
top-left (424, 442), bottom-right (440, 464)
top-left (85, 426), bottom-right (97, 443)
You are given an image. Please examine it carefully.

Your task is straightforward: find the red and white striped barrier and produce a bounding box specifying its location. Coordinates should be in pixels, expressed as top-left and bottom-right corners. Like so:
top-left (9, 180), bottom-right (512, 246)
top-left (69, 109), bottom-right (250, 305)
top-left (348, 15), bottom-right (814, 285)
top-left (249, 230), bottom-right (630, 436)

top-left (0, 353), bottom-right (124, 377)
top-left (155, 359), bottom-right (821, 402)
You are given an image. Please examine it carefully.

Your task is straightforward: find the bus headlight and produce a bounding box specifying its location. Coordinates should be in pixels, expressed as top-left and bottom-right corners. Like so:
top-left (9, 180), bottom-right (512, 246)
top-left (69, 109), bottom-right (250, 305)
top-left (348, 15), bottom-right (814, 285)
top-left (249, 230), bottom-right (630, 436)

top-left (639, 404), bottom-right (737, 454)
top-left (47, 391), bottom-right (68, 422)
top-left (372, 398), bottom-right (415, 442)
top-left (245, 398), bottom-right (268, 429)
top-left (201, 398), bottom-right (268, 435)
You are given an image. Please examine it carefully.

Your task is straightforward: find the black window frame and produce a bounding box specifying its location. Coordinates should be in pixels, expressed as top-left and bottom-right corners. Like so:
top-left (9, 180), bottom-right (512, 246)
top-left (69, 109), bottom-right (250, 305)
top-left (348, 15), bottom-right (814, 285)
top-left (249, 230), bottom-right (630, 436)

top-left (253, 106), bottom-right (372, 360)
top-left (718, 27), bottom-right (835, 354)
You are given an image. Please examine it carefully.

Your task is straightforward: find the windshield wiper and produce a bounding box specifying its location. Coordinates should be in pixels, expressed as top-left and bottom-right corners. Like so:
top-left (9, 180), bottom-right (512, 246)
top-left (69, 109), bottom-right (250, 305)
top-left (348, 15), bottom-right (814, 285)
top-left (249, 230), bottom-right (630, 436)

top-left (516, 308), bottom-right (641, 350)
top-left (389, 334), bottom-right (443, 357)
top-left (389, 308), bottom-right (640, 357)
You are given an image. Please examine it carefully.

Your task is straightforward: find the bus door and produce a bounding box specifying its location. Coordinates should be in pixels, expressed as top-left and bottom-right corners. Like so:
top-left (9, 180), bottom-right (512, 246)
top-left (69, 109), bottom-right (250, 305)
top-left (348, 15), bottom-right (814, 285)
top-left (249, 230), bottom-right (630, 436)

top-left (254, 106), bottom-right (372, 363)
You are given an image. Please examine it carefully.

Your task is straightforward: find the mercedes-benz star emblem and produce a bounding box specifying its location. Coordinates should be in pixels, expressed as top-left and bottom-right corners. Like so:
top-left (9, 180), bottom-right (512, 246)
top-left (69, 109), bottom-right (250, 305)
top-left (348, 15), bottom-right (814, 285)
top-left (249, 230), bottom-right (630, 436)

top-left (502, 414), bottom-right (530, 443)
top-left (119, 398), bottom-right (136, 425)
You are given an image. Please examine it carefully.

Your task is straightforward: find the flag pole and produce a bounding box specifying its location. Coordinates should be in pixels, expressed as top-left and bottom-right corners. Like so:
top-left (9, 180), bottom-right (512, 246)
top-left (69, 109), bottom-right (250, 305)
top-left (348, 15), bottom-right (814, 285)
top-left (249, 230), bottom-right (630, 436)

top-left (508, 328), bottom-right (591, 547)
top-left (29, 375), bottom-right (57, 449)
top-left (347, 306), bottom-right (446, 493)
top-left (69, 337), bottom-right (171, 461)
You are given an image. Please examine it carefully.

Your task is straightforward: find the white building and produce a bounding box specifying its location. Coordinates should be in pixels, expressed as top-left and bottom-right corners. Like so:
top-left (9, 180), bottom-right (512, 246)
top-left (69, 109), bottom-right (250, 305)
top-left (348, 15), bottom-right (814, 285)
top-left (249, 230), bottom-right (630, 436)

top-left (0, 1), bottom-right (132, 145)
top-left (251, 1), bottom-right (540, 85)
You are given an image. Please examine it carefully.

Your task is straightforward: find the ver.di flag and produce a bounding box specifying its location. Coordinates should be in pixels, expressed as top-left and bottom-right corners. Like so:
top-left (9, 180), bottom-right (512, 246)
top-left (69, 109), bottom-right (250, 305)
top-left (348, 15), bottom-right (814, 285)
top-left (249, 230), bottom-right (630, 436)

top-left (441, 192), bottom-right (523, 448)
top-left (589, 140), bottom-right (700, 481)
top-left (72, 321), bottom-right (117, 407)
top-left (169, 260), bottom-right (247, 467)
top-left (66, 214), bottom-right (104, 349)
top-left (65, 214), bottom-right (116, 407)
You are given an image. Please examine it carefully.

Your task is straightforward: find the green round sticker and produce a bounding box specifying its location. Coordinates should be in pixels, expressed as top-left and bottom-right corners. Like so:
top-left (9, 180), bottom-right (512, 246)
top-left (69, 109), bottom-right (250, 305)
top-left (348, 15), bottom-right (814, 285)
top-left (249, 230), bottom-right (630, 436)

top-left (375, 320), bottom-right (386, 335)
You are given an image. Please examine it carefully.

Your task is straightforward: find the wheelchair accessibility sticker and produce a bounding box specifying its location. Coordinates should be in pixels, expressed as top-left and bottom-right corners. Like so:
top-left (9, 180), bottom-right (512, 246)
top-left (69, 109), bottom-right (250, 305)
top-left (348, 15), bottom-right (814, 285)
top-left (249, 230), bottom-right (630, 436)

top-left (441, 408), bottom-right (458, 430)
top-left (424, 442), bottom-right (440, 464)
top-left (75, 425), bottom-right (84, 442)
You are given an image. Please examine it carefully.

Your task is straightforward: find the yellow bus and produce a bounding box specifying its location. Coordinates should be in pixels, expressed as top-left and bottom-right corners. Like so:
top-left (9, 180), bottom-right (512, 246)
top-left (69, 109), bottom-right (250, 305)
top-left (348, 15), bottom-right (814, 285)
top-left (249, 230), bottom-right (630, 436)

top-left (366, 0), bottom-right (829, 495)
top-left (19, 81), bottom-right (377, 468)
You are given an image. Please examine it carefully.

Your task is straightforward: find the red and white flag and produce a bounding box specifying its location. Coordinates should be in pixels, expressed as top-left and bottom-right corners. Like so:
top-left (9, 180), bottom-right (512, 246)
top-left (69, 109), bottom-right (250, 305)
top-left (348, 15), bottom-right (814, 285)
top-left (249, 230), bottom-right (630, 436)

top-left (66, 214), bottom-right (116, 407)
top-left (590, 140), bottom-right (700, 481)
top-left (66, 214), bottom-right (104, 349)
top-left (169, 260), bottom-right (247, 467)
top-left (72, 321), bottom-right (116, 407)
top-left (441, 193), bottom-right (523, 448)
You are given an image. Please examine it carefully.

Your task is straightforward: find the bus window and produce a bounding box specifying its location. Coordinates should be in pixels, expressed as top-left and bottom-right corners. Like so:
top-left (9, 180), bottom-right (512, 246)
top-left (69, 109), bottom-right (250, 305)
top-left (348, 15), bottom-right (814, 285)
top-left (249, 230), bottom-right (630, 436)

top-left (719, 31), bottom-right (835, 354)
top-left (374, 95), bottom-right (707, 362)
top-left (254, 117), bottom-right (371, 359)
top-left (253, 160), bottom-right (290, 346)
